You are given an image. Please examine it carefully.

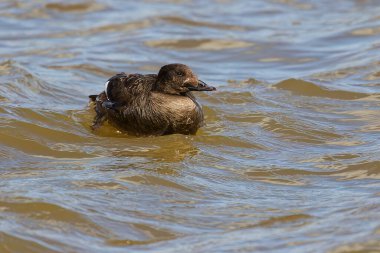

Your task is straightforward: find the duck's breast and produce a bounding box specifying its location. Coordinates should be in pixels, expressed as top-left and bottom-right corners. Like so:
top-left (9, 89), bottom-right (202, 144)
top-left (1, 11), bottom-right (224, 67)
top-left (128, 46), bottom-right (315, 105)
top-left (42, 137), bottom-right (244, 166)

top-left (151, 92), bottom-right (204, 134)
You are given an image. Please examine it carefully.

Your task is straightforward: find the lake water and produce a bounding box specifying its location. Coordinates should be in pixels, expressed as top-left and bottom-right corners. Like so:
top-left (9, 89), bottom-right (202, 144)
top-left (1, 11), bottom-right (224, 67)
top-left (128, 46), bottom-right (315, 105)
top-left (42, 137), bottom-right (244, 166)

top-left (0, 0), bottom-right (380, 252)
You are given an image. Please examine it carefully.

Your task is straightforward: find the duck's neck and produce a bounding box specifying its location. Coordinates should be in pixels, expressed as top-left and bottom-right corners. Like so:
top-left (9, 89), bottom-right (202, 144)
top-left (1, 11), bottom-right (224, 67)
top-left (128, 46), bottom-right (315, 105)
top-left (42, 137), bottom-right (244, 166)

top-left (152, 80), bottom-right (163, 92)
top-left (153, 79), bottom-right (186, 96)
top-left (184, 91), bottom-right (197, 102)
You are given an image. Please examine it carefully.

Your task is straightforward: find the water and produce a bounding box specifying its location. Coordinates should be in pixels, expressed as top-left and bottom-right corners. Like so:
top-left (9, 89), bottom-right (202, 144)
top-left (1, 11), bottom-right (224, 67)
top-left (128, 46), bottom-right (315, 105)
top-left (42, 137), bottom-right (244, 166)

top-left (1, 1), bottom-right (380, 252)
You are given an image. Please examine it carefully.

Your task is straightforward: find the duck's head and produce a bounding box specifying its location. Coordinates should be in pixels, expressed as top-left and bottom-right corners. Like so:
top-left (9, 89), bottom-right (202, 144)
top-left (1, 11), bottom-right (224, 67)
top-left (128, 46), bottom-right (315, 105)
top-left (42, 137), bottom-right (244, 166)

top-left (155, 64), bottom-right (216, 95)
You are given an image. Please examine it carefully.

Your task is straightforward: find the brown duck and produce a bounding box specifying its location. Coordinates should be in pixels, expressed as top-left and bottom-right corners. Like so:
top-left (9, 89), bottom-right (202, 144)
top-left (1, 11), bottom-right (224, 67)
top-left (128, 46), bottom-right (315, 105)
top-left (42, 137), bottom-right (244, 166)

top-left (89, 64), bottom-right (216, 135)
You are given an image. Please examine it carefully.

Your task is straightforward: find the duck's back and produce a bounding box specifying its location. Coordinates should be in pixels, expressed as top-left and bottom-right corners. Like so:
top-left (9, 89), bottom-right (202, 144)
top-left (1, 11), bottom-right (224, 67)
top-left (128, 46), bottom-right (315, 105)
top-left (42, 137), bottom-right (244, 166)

top-left (105, 73), bottom-right (157, 104)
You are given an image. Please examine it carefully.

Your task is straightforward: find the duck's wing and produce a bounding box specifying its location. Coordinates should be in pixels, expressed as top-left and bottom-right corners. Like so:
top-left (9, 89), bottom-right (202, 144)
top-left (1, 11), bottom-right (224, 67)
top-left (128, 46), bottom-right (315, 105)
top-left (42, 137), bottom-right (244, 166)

top-left (89, 94), bottom-right (98, 102)
top-left (105, 73), bottom-right (157, 105)
top-left (90, 73), bottom-right (158, 131)
top-left (104, 72), bottom-right (128, 101)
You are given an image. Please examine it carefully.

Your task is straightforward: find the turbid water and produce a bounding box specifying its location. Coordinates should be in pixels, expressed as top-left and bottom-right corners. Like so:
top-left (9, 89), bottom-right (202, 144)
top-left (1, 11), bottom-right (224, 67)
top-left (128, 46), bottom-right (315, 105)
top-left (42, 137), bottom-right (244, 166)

top-left (0, 1), bottom-right (380, 252)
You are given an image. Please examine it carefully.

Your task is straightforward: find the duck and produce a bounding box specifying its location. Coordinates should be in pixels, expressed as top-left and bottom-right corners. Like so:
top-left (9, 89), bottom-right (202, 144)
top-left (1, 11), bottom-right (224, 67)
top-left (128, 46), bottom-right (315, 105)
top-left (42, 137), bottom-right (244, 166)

top-left (89, 63), bottom-right (216, 136)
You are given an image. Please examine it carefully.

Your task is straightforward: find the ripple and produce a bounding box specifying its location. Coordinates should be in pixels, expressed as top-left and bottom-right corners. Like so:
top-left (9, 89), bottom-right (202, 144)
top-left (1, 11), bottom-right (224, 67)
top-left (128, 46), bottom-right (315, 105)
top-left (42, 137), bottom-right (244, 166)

top-left (0, 197), bottom-right (107, 237)
top-left (72, 181), bottom-right (128, 190)
top-left (44, 2), bottom-right (106, 13)
top-left (0, 232), bottom-right (58, 253)
top-left (342, 109), bottom-right (380, 132)
top-left (0, 128), bottom-right (93, 159)
top-left (311, 66), bottom-right (365, 82)
top-left (47, 64), bottom-right (115, 78)
top-left (212, 91), bottom-right (255, 104)
top-left (0, 60), bottom-right (76, 106)
top-left (245, 169), bottom-right (306, 186)
top-left (245, 161), bottom-right (380, 183)
top-left (258, 57), bottom-right (315, 63)
top-left (364, 70), bottom-right (380, 81)
top-left (1, 1), bottom-right (106, 20)
top-left (109, 135), bottom-right (200, 162)
top-left (260, 117), bottom-right (343, 144)
top-left (159, 16), bottom-right (248, 31)
top-left (274, 79), bottom-right (369, 100)
top-left (272, 0), bottom-right (314, 10)
top-left (118, 175), bottom-right (195, 192)
top-left (106, 223), bottom-right (178, 246)
top-left (222, 213), bottom-right (313, 230)
top-left (320, 153), bottom-right (361, 162)
top-left (196, 135), bottom-right (268, 150)
top-left (145, 39), bottom-right (253, 51)
top-left (351, 26), bottom-right (380, 36)
top-left (49, 19), bottom-right (153, 38)
top-left (333, 161), bottom-right (380, 180)
top-left (255, 214), bottom-right (313, 227)
top-left (330, 239), bottom-right (380, 253)
top-left (224, 113), bottom-right (266, 124)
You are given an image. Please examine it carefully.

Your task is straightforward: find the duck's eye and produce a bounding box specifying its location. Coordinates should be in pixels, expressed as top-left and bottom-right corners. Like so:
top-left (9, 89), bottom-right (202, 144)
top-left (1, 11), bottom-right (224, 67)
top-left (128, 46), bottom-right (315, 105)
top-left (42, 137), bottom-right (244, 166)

top-left (176, 71), bottom-right (184, 76)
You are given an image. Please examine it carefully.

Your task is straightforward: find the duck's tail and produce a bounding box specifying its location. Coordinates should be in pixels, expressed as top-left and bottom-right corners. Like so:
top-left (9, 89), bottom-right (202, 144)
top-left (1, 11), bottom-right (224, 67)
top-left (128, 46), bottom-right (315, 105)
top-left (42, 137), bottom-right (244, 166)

top-left (88, 95), bottom-right (98, 102)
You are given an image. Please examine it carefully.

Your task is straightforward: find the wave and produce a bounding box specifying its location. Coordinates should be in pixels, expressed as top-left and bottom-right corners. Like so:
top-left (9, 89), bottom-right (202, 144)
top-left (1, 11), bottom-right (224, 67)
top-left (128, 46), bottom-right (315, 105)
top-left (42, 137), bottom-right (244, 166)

top-left (274, 78), bottom-right (370, 100)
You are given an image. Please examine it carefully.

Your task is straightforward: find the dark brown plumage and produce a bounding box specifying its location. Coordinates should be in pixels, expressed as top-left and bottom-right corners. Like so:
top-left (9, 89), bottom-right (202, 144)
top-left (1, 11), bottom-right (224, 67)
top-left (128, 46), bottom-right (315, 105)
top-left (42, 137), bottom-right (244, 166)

top-left (89, 64), bottom-right (216, 136)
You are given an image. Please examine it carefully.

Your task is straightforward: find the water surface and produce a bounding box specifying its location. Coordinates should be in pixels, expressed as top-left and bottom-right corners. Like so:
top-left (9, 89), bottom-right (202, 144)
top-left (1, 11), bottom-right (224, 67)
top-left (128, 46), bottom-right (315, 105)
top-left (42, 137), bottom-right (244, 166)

top-left (1, 1), bottom-right (380, 252)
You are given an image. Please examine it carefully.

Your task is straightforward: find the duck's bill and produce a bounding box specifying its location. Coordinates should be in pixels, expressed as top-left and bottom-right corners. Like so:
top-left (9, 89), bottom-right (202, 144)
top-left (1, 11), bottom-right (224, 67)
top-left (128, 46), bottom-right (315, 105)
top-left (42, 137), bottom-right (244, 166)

top-left (188, 80), bottom-right (216, 91)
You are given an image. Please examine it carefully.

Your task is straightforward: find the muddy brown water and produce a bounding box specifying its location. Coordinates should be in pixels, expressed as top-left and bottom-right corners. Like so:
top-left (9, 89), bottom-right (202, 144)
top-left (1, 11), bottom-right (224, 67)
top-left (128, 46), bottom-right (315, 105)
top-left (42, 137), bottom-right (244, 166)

top-left (1, 1), bottom-right (380, 252)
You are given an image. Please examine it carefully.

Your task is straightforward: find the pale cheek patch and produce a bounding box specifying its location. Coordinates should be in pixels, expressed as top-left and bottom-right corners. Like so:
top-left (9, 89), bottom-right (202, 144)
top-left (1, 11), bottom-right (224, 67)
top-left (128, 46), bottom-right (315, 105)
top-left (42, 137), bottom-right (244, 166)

top-left (104, 81), bottom-right (109, 100)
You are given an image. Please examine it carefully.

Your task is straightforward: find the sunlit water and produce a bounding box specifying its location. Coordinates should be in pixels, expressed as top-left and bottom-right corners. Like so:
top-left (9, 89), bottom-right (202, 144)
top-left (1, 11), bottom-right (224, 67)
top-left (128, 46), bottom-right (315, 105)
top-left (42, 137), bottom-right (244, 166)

top-left (1, 1), bottom-right (380, 252)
